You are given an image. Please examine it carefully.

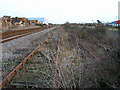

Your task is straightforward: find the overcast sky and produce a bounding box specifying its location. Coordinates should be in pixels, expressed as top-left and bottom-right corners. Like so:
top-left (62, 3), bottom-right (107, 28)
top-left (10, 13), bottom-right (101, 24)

top-left (0, 0), bottom-right (119, 24)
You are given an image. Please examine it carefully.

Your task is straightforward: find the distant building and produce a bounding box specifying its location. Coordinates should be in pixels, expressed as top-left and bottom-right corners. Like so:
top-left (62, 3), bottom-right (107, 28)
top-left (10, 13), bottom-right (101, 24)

top-left (11, 17), bottom-right (29, 26)
top-left (110, 20), bottom-right (120, 27)
top-left (28, 17), bottom-right (48, 24)
top-left (118, 1), bottom-right (120, 20)
top-left (2, 16), bottom-right (12, 30)
top-left (0, 18), bottom-right (2, 30)
top-left (1, 16), bottom-right (47, 30)
top-left (28, 20), bottom-right (39, 25)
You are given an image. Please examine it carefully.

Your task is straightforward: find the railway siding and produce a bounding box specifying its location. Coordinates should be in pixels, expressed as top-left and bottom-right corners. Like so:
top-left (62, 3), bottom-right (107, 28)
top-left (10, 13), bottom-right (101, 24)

top-left (1, 25), bottom-right (119, 88)
top-left (10, 32), bottom-right (59, 88)
top-left (1, 27), bottom-right (57, 80)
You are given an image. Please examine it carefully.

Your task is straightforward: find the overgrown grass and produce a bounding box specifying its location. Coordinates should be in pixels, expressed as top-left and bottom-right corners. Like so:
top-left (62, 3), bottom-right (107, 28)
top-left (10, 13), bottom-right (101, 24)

top-left (12, 24), bottom-right (119, 88)
top-left (60, 24), bottom-right (120, 88)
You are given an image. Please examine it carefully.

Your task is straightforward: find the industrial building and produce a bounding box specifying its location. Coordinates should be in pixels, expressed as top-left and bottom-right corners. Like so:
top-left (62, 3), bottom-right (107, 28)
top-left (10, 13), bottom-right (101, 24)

top-left (110, 2), bottom-right (120, 27)
top-left (0, 16), bottom-right (44, 30)
top-left (28, 17), bottom-right (48, 24)
top-left (2, 16), bottom-right (12, 30)
top-left (110, 20), bottom-right (120, 27)
top-left (11, 17), bottom-right (29, 26)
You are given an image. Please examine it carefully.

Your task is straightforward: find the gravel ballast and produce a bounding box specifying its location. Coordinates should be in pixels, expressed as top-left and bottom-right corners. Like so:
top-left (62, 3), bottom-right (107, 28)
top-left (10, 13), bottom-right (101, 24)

top-left (1, 27), bottom-right (57, 76)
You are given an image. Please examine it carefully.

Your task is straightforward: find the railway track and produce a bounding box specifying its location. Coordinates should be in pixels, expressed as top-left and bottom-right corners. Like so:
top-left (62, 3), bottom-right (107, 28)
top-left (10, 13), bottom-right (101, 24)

top-left (0, 26), bottom-right (54, 43)
top-left (11, 33), bottom-right (61, 88)
top-left (66, 29), bottom-right (112, 61)
top-left (66, 31), bottom-right (99, 60)
top-left (0, 27), bottom-right (62, 88)
top-left (0, 26), bottom-right (113, 88)
top-left (0, 31), bottom-right (56, 88)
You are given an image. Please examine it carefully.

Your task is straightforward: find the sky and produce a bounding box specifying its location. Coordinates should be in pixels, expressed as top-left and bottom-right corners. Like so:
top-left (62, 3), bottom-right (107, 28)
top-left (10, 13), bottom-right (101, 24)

top-left (0, 0), bottom-right (119, 24)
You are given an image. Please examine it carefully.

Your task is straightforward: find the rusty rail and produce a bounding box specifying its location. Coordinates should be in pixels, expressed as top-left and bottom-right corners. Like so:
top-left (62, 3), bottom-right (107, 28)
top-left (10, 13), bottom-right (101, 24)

top-left (2, 27), bottom-right (43, 39)
top-left (69, 32), bottom-right (99, 60)
top-left (0, 33), bottom-right (54, 89)
top-left (0, 27), bottom-right (53, 43)
top-left (79, 40), bottom-right (99, 60)
top-left (1, 26), bottom-right (54, 39)
top-left (54, 36), bottom-right (61, 88)
top-left (56, 37), bottom-right (61, 64)
top-left (1, 32), bottom-right (34, 43)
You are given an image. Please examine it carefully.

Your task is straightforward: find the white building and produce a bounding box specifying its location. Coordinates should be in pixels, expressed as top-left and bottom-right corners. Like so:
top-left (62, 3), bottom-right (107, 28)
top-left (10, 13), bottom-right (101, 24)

top-left (118, 1), bottom-right (120, 20)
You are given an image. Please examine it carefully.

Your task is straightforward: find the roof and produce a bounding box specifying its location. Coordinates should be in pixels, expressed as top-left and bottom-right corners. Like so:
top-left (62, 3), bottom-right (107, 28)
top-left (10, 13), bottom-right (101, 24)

top-left (110, 20), bottom-right (120, 24)
top-left (115, 20), bottom-right (120, 24)
top-left (110, 21), bottom-right (115, 24)
top-left (28, 18), bottom-right (45, 22)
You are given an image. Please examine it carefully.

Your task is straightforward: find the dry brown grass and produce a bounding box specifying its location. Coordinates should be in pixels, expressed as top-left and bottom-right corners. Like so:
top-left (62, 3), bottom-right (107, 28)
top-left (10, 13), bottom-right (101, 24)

top-left (11, 24), bottom-right (119, 88)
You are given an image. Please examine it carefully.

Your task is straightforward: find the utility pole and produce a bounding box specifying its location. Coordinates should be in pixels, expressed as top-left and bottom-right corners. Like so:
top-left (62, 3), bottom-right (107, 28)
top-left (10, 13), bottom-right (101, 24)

top-left (118, 1), bottom-right (120, 29)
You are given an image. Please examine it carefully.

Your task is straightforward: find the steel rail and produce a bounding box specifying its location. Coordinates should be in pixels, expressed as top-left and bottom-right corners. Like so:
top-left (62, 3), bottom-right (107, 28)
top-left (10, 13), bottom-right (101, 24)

top-left (0, 26), bottom-right (54, 43)
top-left (56, 37), bottom-right (61, 64)
top-left (1, 26), bottom-right (53, 39)
top-left (1, 27), bottom-right (42, 39)
top-left (0, 32), bottom-right (35, 43)
top-left (54, 36), bottom-right (61, 88)
top-left (78, 40), bottom-right (99, 60)
top-left (69, 32), bottom-right (99, 60)
top-left (0, 32), bottom-right (54, 89)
